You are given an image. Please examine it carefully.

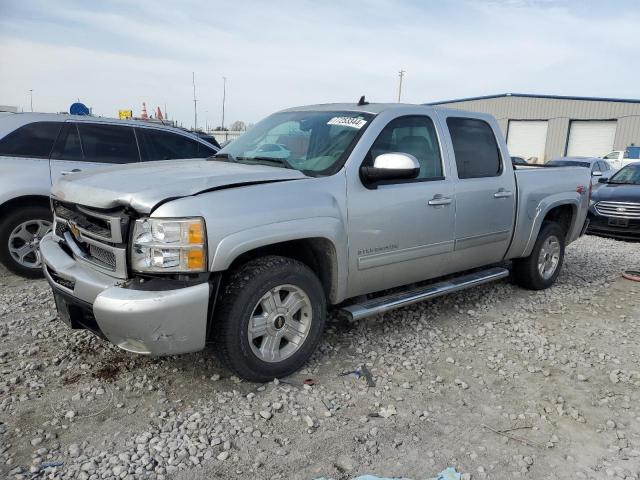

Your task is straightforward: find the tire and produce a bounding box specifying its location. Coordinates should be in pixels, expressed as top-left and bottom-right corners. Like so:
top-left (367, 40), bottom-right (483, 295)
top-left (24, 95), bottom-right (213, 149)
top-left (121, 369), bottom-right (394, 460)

top-left (0, 205), bottom-right (52, 278)
top-left (214, 255), bottom-right (326, 382)
top-left (512, 221), bottom-right (565, 290)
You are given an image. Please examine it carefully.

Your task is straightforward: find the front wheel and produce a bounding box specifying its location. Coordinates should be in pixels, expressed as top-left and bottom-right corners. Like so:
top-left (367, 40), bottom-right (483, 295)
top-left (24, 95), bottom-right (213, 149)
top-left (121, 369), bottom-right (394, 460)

top-left (214, 256), bottom-right (326, 382)
top-left (512, 221), bottom-right (565, 290)
top-left (0, 206), bottom-right (52, 278)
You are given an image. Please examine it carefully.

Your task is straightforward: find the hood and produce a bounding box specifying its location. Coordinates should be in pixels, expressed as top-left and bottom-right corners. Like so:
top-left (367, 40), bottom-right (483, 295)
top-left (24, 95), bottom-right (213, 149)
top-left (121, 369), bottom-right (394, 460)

top-left (52, 159), bottom-right (307, 213)
top-left (592, 183), bottom-right (640, 204)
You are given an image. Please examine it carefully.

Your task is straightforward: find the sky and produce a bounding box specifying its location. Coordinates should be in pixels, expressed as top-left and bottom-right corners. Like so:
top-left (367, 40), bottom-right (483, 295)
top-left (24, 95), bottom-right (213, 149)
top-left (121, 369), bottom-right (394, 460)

top-left (1, 0), bottom-right (639, 129)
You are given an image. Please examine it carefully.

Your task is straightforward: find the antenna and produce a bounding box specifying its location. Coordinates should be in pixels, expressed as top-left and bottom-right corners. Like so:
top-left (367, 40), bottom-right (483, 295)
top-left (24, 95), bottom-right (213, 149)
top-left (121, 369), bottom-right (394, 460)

top-left (29, 89), bottom-right (33, 112)
top-left (192, 72), bottom-right (198, 130)
top-left (358, 95), bottom-right (368, 106)
top-left (398, 69), bottom-right (406, 102)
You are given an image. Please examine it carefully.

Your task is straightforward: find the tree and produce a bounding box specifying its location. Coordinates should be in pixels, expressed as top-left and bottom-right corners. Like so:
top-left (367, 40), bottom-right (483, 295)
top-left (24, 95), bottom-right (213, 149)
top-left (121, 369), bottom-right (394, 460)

top-left (230, 120), bottom-right (246, 131)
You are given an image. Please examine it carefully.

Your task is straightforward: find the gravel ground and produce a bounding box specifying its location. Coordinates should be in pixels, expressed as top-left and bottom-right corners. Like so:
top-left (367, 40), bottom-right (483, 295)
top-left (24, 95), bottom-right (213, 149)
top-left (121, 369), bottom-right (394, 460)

top-left (1, 235), bottom-right (639, 480)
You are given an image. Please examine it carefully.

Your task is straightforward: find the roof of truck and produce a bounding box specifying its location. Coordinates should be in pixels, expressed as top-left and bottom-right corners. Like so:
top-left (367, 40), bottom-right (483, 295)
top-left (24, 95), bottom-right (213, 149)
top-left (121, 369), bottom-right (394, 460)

top-left (281, 102), bottom-right (437, 115)
top-left (279, 102), bottom-right (496, 123)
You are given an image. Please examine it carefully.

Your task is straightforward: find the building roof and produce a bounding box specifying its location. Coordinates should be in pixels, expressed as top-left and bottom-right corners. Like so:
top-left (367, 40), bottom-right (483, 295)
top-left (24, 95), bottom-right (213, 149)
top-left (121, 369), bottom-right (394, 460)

top-left (428, 93), bottom-right (640, 106)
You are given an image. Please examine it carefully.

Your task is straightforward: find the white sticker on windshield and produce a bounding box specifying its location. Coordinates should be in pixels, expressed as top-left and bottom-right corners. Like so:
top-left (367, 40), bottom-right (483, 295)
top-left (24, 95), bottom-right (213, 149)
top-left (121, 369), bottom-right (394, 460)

top-left (327, 116), bottom-right (367, 129)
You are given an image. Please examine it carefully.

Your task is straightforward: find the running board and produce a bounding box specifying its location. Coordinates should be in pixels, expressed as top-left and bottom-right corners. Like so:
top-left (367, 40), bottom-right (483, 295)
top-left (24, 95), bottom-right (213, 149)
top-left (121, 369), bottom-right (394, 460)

top-left (340, 267), bottom-right (509, 321)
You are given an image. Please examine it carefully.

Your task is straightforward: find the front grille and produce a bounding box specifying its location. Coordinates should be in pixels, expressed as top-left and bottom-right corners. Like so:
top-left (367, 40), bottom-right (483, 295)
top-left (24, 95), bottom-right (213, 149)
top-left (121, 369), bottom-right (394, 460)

top-left (55, 221), bottom-right (68, 238)
top-left (54, 203), bottom-right (112, 238)
top-left (89, 244), bottom-right (117, 269)
top-left (52, 200), bottom-right (129, 278)
top-left (595, 201), bottom-right (640, 218)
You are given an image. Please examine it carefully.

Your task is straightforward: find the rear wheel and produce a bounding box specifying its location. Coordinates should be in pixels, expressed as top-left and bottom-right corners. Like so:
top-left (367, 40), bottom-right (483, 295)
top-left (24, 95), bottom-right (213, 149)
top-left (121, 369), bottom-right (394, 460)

top-left (214, 256), bottom-right (326, 382)
top-left (0, 206), bottom-right (52, 278)
top-left (512, 221), bottom-right (565, 290)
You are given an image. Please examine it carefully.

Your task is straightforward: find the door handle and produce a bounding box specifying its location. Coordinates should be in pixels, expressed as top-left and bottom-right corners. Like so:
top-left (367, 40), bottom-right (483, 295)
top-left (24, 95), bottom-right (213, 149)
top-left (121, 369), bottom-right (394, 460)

top-left (60, 169), bottom-right (82, 176)
top-left (428, 195), bottom-right (453, 206)
top-left (493, 189), bottom-right (513, 199)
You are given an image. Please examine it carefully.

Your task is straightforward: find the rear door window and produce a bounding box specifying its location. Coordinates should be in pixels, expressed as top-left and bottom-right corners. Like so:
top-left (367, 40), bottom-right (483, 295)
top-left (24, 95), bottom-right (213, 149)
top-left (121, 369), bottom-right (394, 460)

top-left (138, 128), bottom-right (206, 161)
top-left (50, 123), bottom-right (83, 161)
top-left (446, 117), bottom-right (502, 179)
top-left (0, 122), bottom-right (62, 158)
top-left (76, 123), bottom-right (139, 164)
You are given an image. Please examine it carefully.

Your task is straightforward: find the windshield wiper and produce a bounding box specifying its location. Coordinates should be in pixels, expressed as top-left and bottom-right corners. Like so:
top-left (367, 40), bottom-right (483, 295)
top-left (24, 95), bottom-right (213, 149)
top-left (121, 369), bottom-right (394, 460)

top-left (237, 156), bottom-right (296, 170)
top-left (210, 152), bottom-right (237, 162)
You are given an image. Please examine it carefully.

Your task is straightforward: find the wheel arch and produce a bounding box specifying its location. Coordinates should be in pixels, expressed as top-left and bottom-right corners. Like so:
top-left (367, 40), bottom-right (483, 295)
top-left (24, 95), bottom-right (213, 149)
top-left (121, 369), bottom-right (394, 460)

top-left (223, 237), bottom-right (341, 305)
top-left (504, 189), bottom-right (583, 260)
top-left (210, 218), bottom-right (347, 304)
top-left (0, 195), bottom-right (51, 220)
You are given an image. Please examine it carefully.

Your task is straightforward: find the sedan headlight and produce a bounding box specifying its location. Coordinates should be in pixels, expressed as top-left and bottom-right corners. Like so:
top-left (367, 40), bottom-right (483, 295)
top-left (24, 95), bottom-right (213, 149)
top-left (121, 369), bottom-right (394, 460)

top-left (131, 218), bottom-right (207, 273)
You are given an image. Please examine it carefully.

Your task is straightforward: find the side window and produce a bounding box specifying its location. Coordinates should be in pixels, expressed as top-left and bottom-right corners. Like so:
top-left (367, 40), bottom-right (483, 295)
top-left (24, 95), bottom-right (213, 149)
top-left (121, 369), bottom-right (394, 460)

top-left (77, 123), bottom-right (139, 164)
top-left (50, 123), bottom-right (83, 161)
top-left (0, 122), bottom-right (62, 158)
top-left (139, 129), bottom-right (202, 161)
top-left (447, 117), bottom-right (502, 179)
top-left (366, 115), bottom-right (443, 180)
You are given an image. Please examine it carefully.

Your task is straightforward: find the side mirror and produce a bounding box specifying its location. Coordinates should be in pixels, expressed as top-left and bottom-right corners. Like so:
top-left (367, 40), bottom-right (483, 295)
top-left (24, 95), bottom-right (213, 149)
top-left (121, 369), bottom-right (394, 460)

top-left (592, 170), bottom-right (603, 177)
top-left (360, 153), bottom-right (420, 185)
top-left (598, 177), bottom-right (608, 184)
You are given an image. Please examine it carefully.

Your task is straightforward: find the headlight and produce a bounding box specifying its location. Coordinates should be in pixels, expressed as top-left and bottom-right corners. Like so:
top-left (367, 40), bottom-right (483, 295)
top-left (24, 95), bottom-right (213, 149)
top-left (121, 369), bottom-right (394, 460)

top-left (131, 217), bottom-right (207, 273)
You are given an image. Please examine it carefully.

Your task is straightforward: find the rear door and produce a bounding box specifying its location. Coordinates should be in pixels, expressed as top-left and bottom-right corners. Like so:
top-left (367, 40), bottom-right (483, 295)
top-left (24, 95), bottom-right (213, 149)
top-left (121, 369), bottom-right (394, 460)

top-left (0, 121), bottom-right (62, 187)
top-left (440, 114), bottom-right (516, 272)
top-left (50, 122), bottom-right (140, 182)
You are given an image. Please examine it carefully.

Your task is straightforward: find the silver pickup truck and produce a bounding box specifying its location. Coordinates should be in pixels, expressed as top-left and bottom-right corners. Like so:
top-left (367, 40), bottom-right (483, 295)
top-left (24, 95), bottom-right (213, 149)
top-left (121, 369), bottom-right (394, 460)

top-left (40, 102), bottom-right (591, 381)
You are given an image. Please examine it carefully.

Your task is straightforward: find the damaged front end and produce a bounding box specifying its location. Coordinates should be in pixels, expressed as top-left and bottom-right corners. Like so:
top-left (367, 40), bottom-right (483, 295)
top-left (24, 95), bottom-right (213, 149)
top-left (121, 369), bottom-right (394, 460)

top-left (41, 199), bottom-right (215, 355)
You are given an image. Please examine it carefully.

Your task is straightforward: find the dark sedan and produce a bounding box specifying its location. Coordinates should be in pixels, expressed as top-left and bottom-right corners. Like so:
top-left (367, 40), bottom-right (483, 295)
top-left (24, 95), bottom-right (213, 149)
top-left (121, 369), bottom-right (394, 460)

top-left (587, 162), bottom-right (640, 240)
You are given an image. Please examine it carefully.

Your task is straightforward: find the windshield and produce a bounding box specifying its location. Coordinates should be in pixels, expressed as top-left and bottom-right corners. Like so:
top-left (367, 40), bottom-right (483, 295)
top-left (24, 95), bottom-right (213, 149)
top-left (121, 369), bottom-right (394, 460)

top-left (214, 110), bottom-right (373, 175)
top-left (547, 160), bottom-right (591, 168)
top-left (608, 164), bottom-right (640, 184)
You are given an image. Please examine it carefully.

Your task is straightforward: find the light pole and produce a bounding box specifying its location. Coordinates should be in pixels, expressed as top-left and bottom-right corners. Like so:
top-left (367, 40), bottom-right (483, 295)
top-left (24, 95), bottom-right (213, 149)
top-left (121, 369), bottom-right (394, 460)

top-left (221, 76), bottom-right (227, 130)
top-left (397, 70), bottom-right (405, 102)
top-left (29, 89), bottom-right (33, 112)
top-left (192, 72), bottom-right (198, 131)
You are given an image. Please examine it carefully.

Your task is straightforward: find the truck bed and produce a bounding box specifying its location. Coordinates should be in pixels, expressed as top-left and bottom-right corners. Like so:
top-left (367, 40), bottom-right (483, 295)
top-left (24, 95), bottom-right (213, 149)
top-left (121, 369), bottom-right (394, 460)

top-left (506, 165), bottom-right (591, 259)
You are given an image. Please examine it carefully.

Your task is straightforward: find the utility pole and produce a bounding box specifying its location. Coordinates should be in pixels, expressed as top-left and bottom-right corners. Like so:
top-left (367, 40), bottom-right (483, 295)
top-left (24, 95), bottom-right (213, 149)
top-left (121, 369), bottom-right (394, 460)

top-left (29, 89), bottom-right (33, 112)
top-left (192, 72), bottom-right (198, 131)
top-left (397, 70), bottom-right (405, 102)
top-left (221, 76), bottom-right (227, 130)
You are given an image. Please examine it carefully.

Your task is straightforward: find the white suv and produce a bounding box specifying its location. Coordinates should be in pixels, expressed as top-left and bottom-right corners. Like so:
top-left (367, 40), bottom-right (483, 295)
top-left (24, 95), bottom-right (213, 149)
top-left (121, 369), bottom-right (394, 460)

top-left (0, 113), bottom-right (219, 277)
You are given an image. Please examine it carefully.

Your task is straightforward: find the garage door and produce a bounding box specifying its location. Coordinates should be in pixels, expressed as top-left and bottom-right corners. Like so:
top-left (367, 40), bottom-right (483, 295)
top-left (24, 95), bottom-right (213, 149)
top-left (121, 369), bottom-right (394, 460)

top-left (566, 121), bottom-right (617, 157)
top-left (507, 121), bottom-right (548, 164)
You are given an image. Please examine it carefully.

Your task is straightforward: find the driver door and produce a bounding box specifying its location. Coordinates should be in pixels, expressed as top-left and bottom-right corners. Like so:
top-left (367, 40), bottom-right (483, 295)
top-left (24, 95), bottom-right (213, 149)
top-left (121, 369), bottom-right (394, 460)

top-left (346, 114), bottom-right (455, 297)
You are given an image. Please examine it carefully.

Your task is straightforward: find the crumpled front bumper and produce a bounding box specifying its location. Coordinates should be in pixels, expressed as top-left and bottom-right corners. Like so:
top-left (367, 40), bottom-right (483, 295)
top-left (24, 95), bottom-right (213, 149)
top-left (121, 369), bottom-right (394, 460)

top-left (40, 234), bottom-right (210, 355)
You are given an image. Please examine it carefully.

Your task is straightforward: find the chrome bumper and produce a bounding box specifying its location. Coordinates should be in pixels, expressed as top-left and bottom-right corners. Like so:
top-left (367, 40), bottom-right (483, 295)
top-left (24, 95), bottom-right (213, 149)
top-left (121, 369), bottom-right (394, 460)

top-left (40, 234), bottom-right (210, 355)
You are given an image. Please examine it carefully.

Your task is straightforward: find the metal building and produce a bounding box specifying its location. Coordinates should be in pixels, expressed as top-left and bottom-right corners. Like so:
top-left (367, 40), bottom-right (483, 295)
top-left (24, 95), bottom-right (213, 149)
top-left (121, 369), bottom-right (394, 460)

top-left (430, 93), bottom-right (640, 163)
